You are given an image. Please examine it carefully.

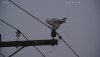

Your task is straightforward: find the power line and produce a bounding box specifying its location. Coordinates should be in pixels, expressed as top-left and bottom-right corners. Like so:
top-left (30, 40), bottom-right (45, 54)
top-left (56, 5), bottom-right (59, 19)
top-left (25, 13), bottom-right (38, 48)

top-left (61, 38), bottom-right (79, 57)
top-left (0, 19), bottom-right (17, 30)
top-left (8, 0), bottom-right (80, 57)
top-left (0, 19), bottom-right (45, 57)
top-left (9, 46), bottom-right (25, 57)
top-left (0, 19), bottom-right (28, 40)
top-left (8, 0), bottom-right (51, 29)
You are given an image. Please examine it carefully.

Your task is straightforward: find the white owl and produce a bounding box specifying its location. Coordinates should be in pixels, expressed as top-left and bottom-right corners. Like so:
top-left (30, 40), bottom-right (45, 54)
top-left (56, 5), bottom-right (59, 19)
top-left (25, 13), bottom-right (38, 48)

top-left (46, 17), bottom-right (67, 29)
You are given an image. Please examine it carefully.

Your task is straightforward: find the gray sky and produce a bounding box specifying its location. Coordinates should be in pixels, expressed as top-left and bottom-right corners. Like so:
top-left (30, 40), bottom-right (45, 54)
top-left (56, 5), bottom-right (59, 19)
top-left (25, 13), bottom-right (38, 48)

top-left (0, 0), bottom-right (100, 57)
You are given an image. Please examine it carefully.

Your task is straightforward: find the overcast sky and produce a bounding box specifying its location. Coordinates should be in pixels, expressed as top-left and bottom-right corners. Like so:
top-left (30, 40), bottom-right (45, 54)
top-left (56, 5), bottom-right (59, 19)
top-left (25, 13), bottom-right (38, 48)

top-left (0, 0), bottom-right (100, 57)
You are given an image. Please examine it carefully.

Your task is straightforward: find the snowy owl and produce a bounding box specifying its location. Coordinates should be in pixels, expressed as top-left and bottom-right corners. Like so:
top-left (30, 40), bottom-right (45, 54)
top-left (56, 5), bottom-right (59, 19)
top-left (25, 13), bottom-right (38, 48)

top-left (46, 17), bottom-right (67, 29)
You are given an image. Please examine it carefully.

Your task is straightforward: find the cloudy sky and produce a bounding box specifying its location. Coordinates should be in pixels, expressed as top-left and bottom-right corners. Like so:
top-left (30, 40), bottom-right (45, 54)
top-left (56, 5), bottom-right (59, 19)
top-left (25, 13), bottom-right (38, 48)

top-left (0, 0), bottom-right (100, 57)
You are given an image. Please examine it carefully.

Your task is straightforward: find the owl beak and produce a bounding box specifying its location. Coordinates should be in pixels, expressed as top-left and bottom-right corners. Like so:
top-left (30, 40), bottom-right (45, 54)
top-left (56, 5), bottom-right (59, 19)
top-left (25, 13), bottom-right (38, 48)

top-left (62, 17), bottom-right (67, 20)
top-left (61, 17), bottom-right (67, 23)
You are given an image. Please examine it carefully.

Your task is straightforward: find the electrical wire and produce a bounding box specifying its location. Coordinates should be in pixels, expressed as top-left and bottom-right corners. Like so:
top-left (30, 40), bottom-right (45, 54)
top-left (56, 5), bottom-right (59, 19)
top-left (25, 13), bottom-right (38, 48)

top-left (0, 19), bottom-right (28, 40)
top-left (8, 0), bottom-right (80, 57)
top-left (62, 23), bottom-right (80, 57)
top-left (9, 46), bottom-right (25, 57)
top-left (8, 0), bottom-right (52, 29)
top-left (0, 19), bottom-right (17, 30)
top-left (0, 18), bottom-right (45, 57)
top-left (44, 26), bottom-right (71, 56)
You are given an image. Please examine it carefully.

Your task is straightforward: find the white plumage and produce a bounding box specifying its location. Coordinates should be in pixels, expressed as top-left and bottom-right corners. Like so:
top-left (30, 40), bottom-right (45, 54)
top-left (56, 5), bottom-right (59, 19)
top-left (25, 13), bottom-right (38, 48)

top-left (46, 17), bottom-right (67, 29)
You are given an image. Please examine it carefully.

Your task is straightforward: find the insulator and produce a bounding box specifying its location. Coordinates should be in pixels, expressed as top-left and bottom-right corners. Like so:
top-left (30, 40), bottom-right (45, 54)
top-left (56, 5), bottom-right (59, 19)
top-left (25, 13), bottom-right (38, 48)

top-left (51, 29), bottom-right (56, 38)
top-left (16, 30), bottom-right (20, 37)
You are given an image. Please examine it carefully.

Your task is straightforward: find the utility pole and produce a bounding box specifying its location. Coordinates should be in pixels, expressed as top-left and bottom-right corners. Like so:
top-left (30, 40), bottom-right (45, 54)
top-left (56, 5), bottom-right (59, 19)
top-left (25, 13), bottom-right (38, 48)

top-left (0, 34), bottom-right (1, 43)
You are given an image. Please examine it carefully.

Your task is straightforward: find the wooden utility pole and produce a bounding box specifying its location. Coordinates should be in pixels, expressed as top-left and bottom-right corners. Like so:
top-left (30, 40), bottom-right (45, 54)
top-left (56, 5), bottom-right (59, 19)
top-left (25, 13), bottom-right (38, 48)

top-left (0, 34), bottom-right (1, 43)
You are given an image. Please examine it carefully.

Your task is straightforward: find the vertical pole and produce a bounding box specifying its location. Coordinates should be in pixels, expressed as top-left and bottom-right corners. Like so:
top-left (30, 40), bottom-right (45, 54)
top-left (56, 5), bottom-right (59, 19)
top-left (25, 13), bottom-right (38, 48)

top-left (0, 34), bottom-right (1, 52)
top-left (0, 34), bottom-right (1, 56)
top-left (0, 34), bottom-right (5, 57)
top-left (0, 34), bottom-right (1, 49)
top-left (0, 34), bottom-right (1, 43)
